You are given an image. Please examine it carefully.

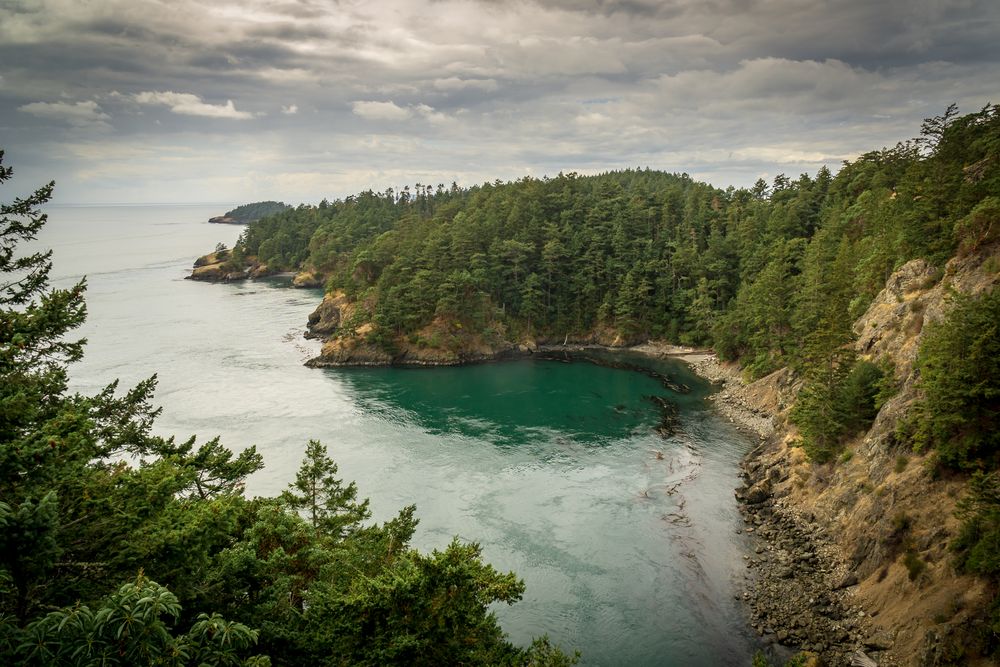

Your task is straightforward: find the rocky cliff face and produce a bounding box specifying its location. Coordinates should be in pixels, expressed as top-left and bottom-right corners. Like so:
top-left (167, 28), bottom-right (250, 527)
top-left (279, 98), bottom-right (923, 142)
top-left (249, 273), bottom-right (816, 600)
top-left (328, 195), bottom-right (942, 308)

top-left (304, 291), bottom-right (523, 367)
top-left (738, 243), bottom-right (1000, 666)
top-left (187, 250), bottom-right (271, 282)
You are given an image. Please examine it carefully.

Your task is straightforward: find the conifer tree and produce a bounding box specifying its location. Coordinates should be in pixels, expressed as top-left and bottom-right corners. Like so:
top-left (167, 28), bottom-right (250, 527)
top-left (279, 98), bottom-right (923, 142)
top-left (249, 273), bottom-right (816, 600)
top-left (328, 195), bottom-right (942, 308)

top-left (281, 439), bottom-right (370, 538)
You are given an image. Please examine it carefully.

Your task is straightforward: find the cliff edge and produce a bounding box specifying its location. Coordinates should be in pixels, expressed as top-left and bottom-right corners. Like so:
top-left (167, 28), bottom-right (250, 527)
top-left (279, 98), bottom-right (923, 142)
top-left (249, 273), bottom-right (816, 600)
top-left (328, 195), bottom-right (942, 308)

top-left (737, 242), bottom-right (1000, 666)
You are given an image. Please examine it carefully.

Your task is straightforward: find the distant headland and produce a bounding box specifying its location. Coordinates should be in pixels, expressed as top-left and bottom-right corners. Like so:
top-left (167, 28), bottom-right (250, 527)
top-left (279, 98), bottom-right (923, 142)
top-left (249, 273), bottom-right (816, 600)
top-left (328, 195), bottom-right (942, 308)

top-left (208, 200), bottom-right (291, 224)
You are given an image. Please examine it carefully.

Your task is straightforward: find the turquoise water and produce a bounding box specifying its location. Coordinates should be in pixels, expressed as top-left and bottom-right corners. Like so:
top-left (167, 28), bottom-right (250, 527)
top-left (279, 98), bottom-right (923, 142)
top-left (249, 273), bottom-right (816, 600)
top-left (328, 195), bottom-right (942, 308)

top-left (39, 205), bottom-right (757, 666)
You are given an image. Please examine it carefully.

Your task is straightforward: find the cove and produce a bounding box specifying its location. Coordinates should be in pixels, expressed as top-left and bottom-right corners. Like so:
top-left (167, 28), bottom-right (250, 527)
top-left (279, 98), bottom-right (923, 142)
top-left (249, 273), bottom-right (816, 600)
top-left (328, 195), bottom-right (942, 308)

top-left (329, 354), bottom-right (758, 665)
top-left (45, 205), bottom-right (758, 666)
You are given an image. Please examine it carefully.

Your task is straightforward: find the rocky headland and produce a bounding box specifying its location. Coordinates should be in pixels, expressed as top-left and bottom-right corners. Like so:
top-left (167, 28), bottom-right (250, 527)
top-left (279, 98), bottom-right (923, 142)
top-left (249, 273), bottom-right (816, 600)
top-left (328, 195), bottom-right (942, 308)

top-left (208, 215), bottom-right (244, 225)
top-left (301, 289), bottom-right (665, 368)
top-left (186, 249), bottom-right (273, 282)
top-left (187, 248), bottom-right (327, 285)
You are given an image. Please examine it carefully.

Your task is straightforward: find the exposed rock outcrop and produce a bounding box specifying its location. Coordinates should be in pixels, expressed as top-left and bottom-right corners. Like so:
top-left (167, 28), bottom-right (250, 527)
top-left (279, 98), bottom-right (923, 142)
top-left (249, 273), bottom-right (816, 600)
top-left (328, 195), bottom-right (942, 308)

top-left (187, 250), bottom-right (277, 282)
top-left (292, 269), bottom-right (325, 288)
top-left (732, 242), bottom-right (1000, 666)
top-left (305, 290), bottom-right (351, 339)
top-left (304, 291), bottom-right (520, 367)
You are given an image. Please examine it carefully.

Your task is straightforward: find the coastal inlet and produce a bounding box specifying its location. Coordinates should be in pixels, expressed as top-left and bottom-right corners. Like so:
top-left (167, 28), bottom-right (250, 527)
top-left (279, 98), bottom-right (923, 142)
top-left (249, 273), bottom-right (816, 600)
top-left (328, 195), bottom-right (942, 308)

top-left (52, 204), bottom-right (761, 666)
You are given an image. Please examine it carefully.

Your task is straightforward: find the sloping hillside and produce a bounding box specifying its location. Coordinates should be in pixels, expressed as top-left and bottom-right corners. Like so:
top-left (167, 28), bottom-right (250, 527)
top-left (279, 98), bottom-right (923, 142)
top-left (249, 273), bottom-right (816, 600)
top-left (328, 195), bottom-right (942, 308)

top-left (739, 241), bottom-right (1000, 666)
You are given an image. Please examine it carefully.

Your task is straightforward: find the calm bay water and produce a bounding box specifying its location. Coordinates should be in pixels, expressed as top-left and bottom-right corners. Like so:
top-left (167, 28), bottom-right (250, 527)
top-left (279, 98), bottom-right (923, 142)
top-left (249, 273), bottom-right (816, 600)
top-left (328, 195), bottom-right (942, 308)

top-left (40, 204), bottom-right (757, 666)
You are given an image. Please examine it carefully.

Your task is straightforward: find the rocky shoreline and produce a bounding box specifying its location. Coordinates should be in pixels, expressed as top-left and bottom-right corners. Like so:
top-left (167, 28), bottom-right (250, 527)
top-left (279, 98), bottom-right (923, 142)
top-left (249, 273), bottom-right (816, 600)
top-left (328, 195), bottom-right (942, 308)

top-left (633, 342), bottom-right (776, 439)
top-left (736, 450), bottom-right (890, 667)
top-left (658, 346), bottom-right (890, 667)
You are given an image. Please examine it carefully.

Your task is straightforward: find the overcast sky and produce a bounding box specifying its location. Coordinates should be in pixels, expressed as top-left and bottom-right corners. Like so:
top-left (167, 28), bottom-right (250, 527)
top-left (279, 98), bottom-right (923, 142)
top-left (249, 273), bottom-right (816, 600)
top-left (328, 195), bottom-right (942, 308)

top-left (1, 0), bottom-right (997, 204)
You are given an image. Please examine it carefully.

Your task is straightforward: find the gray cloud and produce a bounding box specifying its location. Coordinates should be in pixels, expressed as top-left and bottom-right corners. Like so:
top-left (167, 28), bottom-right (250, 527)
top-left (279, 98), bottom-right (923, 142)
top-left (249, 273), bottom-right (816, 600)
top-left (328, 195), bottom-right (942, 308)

top-left (133, 91), bottom-right (258, 119)
top-left (0, 0), bottom-right (996, 203)
top-left (18, 100), bottom-right (111, 128)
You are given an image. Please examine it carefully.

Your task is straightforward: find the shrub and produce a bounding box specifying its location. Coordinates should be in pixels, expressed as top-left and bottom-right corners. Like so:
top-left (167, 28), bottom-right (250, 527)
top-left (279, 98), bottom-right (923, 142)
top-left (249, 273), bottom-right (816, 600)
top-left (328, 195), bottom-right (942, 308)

top-left (953, 471), bottom-right (1000, 578)
top-left (904, 550), bottom-right (926, 581)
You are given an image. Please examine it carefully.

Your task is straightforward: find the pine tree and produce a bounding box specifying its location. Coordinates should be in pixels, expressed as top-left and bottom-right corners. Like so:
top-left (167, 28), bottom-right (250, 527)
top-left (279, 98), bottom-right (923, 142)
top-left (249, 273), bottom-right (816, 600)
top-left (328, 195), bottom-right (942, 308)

top-left (281, 440), bottom-right (370, 538)
top-left (0, 153), bottom-right (86, 620)
top-left (907, 289), bottom-right (1000, 469)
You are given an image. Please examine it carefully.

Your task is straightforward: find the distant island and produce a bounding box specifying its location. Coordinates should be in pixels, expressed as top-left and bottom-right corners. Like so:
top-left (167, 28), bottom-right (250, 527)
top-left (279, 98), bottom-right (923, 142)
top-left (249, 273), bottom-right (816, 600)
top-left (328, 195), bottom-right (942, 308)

top-left (208, 200), bottom-right (291, 224)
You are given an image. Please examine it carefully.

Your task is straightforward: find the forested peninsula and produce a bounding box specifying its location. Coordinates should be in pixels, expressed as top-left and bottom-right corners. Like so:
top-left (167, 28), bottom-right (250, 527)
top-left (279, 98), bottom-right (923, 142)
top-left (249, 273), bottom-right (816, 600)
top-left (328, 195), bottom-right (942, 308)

top-left (192, 105), bottom-right (1000, 665)
top-left (208, 201), bottom-right (291, 225)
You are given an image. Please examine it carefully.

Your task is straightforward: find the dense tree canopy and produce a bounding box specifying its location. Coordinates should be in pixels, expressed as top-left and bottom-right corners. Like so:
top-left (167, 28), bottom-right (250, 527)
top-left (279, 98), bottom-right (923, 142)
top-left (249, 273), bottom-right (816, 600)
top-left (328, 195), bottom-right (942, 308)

top-left (236, 106), bottom-right (999, 389)
top-left (222, 201), bottom-right (292, 224)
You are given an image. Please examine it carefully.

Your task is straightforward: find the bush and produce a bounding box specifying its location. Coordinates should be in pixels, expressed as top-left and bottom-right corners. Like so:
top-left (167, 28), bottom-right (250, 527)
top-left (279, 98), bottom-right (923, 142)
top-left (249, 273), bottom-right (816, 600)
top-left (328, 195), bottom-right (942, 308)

top-left (953, 471), bottom-right (1000, 578)
top-left (841, 359), bottom-right (888, 432)
top-left (904, 550), bottom-right (926, 581)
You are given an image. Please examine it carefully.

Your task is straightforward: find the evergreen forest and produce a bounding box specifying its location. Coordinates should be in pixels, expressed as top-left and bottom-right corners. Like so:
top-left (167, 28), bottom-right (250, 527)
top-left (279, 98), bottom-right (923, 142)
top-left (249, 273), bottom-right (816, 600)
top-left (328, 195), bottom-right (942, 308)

top-left (223, 201), bottom-right (292, 224)
top-left (233, 105), bottom-right (1000, 634)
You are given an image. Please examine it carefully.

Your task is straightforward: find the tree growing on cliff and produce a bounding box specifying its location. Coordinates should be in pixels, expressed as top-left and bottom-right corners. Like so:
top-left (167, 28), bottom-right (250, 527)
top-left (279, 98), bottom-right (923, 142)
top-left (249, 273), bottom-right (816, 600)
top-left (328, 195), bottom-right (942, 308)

top-left (906, 288), bottom-right (1000, 469)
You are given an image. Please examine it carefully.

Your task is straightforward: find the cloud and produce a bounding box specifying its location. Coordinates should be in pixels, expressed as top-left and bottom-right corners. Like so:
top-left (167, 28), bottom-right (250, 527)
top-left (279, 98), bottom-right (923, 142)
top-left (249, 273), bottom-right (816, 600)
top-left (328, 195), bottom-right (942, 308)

top-left (134, 91), bottom-right (256, 119)
top-left (433, 77), bottom-right (498, 92)
top-left (413, 104), bottom-right (449, 124)
top-left (351, 100), bottom-right (412, 121)
top-left (351, 100), bottom-right (451, 124)
top-left (574, 112), bottom-right (611, 127)
top-left (18, 99), bottom-right (111, 127)
top-left (0, 0), bottom-right (997, 204)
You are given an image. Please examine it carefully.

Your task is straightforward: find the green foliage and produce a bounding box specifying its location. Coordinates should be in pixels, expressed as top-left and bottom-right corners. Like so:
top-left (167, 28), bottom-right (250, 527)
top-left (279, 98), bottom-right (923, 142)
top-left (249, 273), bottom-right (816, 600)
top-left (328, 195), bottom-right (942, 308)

top-left (903, 550), bottom-right (926, 582)
top-left (224, 201), bottom-right (291, 223)
top-left (310, 539), bottom-right (528, 665)
top-left (953, 471), bottom-right (1000, 578)
top-left (906, 288), bottom-right (1000, 469)
top-left (15, 574), bottom-right (268, 666)
top-left (791, 350), bottom-right (856, 462)
top-left (280, 439), bottom-right (370, 538)
top-left (791, 356), bottom-right (885, 463)
top-left (841, 359), bottom-right (890, 432)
